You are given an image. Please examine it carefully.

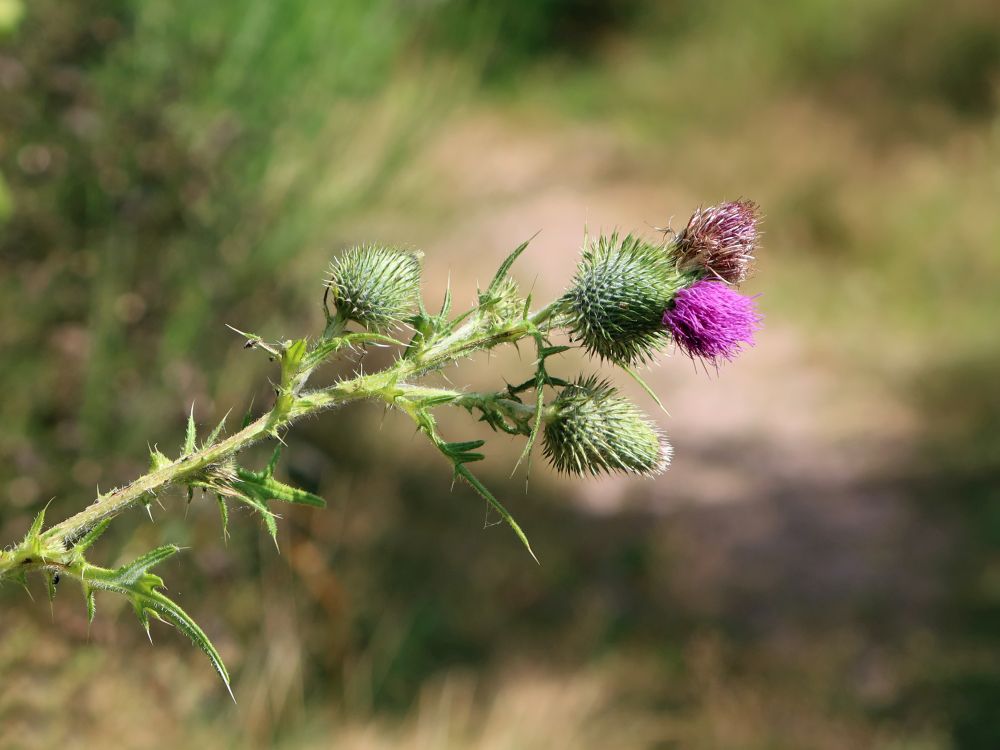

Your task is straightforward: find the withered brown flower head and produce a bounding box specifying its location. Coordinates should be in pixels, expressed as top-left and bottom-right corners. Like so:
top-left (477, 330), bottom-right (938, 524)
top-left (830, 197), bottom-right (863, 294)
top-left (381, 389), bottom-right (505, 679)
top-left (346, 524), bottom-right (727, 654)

top-left (675, 199), bottom-right (760, 284)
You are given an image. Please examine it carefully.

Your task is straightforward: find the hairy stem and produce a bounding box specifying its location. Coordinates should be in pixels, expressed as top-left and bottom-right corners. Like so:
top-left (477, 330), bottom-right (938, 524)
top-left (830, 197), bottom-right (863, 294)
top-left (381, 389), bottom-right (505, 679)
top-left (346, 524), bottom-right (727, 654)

top-left (2, 301), bottom-right (562, 578)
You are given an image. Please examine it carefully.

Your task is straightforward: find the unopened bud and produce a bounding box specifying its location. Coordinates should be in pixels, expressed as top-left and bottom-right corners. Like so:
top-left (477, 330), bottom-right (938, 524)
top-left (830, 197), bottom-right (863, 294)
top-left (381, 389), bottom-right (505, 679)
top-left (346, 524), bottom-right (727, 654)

top-left (543, 376), bottom-right (671, 477)
top-left (326, 244), bottom-right (422, 330)
top-left (566, 233), bottom-right (683, 365)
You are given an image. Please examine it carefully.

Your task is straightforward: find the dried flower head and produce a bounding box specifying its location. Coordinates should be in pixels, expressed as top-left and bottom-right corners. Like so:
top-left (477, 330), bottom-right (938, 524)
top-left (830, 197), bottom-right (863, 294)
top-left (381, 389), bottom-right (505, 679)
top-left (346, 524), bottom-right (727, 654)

top-left (326, 244), bottom-right (422, 330)
top-left (661, 280), bottom-right (761, 364)
top-left (543, 376), bottom-right (671, 476)
top-left (566, 232), bottom-right (684, 365)
top-left (675, 199), bottom-right (760, 284)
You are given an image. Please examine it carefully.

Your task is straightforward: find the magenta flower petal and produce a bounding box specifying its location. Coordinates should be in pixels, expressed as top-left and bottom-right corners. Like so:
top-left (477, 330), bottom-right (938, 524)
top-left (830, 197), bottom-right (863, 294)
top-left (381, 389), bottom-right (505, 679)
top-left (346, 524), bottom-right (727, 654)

top-left (662, 280), bottom-right (761, 363)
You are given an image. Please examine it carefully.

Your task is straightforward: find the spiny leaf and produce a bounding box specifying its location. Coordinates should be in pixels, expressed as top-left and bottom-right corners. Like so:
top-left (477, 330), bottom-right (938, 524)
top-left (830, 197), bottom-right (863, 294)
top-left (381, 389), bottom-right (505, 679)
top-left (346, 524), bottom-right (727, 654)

top-left (487, 236), bottom-right (534, 296)
top-left (182, 405), bottom-right (197, 457)
top-left (443, 440), bottom-right (486, 464)
top-left (149, 446), bottom-right (172, 472)
top-left (84, 547), bottom-right (233, 698)
top-left (621, 364), bottom-right (669, 415)
top-left (231, 488), bottom-right (279, 544)
top-left (439, 275), bottom-right (453, 318)
top-left (84, 586), bottom-right (96, 625)
top-left (415, 411), bottom-right (537, 563)
top-left (71, 519), bottom-right (111, 555)
top-left (539, 345), bottom-right (572, 358)
top-left (26, 504), bottom-right (47, 541)
top-left (419, 392), bottom-right (460, 408)
top-left (342, 332), bottom-right (406, 348)
top-left (280, 339), bottom-right (309, 387)
top-left (454, 463), bottom-right (538, 564)
top-left (225, 323), bottom-right (281, 357)
top-left (216, 495), bottom-right (229, 540)
top-left (228, 447), bottom-right (327, 509)
top-left (233, 469), bottom-right (326, 509)
top-left (112, 545), bottom-right (179, 586)
top-left (444, 439), bottom-right (486, 454)
top-left (305, 331), bottom-right (407, 372)
top-left (513, 334), bottom-right (548, 476)
top-left (204, 410), bottom-right (231, 448)
top-left (13, 570), bottom-right (31, 600)
top-left (265, 445), bottom-right (281, 477)
top-left (144, 588), bottom-right (233, 699)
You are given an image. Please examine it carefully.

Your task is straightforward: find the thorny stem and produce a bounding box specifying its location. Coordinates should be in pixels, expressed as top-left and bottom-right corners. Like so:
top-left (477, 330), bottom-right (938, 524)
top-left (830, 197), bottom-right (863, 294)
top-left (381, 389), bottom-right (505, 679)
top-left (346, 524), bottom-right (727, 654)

top-left (1, 300), bottom-right (565, 579)
top-left (0, 206), bottom-right (762, 692)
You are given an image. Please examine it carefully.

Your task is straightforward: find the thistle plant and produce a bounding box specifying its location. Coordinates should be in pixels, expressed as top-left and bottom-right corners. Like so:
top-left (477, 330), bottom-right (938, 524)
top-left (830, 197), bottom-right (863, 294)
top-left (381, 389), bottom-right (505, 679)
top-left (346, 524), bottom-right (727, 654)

top-left (0, 201), bottom-right (762, 696)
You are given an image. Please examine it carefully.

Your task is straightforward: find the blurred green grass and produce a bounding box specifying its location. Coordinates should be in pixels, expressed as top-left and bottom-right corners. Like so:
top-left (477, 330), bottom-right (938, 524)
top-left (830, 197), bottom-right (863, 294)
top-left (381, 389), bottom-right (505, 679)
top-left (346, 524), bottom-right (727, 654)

top-left (2, 1), bottom-right (999, 748)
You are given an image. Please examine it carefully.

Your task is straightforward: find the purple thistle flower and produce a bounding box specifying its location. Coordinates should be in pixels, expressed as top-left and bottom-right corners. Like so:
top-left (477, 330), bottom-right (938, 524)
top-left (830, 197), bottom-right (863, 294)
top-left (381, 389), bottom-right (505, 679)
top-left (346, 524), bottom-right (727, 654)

top-left (662, 280), bottom-right (761, 363)
top-left (676, 199), bottom-right (760, 284)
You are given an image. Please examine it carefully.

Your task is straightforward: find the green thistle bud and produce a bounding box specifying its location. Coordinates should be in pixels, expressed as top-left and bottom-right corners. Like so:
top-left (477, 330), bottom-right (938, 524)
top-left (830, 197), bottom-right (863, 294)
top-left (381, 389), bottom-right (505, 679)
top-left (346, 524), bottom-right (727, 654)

top-left (326, 244), bottom-right (422, 330)
top-left (566, 232), bottom-right (685, 365)
top-left (543, 376), bottom-right (671, 477)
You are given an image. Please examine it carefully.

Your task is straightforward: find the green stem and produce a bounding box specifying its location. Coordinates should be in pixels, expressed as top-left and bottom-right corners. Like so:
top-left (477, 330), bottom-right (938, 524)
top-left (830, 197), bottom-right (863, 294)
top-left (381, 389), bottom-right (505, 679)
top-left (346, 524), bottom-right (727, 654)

top-left (1, 302), bottom-right (563, 578)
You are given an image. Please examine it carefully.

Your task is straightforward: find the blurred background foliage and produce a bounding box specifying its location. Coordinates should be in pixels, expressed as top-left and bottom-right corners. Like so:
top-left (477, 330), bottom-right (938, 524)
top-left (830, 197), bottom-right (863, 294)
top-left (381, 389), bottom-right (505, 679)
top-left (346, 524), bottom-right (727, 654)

top-left (1, 1), bottom-right (999, 748)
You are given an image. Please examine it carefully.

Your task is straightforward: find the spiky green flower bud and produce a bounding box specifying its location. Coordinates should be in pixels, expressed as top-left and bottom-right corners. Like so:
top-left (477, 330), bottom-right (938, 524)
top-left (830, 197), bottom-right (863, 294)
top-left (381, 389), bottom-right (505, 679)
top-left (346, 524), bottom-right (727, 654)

top-left (326, 244), bottom-right (422, 330)
top-left (565, 232), bottom-right (685, 364)
top-left (542, 376), bottom-right (671, 476)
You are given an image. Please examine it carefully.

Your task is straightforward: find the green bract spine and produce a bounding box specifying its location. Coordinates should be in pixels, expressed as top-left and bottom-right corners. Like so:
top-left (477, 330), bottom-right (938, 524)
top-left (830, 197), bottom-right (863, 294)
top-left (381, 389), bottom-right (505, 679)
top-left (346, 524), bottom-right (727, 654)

top-left (566, 232), bottom-right (688, 365)
top-left (543, 376), bottom-right (671, 476)
top-left (327, 244), bottom-right (422, 330)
